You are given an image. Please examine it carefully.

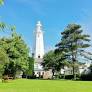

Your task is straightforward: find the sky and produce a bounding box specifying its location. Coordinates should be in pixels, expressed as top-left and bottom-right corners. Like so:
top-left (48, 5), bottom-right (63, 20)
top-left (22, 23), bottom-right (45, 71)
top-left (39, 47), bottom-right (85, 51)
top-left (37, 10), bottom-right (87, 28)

top-left (0, 0), bottom-right (92, 53)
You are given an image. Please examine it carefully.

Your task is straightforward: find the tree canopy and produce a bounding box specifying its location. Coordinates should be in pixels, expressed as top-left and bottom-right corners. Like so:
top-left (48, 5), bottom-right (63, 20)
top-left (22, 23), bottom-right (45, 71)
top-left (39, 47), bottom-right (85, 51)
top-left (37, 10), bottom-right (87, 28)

top-left (0, 31), bottom-right (30, 78)
top-left (42, 50), bottom-right (68, 76)
top-left (56, 23), bottom-right (90, 79)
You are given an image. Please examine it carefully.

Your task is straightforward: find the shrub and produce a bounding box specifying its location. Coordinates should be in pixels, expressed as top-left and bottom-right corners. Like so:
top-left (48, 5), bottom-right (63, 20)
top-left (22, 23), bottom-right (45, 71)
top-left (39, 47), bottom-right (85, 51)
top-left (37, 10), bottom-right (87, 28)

top-left (81, 73), bottom-right (92, 81)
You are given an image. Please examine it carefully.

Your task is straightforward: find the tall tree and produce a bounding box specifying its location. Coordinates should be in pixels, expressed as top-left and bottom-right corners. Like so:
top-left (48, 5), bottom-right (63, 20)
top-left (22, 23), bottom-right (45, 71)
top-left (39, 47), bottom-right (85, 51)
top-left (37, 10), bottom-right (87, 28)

top-left (0, 31), bottom-right (29, 78)
top-left (56, 24), bottom-right (90, 80)
top-left (0, 0), bottom-right (30, 79)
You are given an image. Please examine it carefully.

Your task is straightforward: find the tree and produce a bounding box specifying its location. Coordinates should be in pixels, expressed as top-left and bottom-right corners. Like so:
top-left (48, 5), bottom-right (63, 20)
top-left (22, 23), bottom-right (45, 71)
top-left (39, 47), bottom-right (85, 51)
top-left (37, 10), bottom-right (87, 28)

top-left (0, 0), bottom-right (14, 32)
top-left (0, 31), bottom-right (30, 78)
top-left (26, 57), bottom-right (34, 77)
top-left (0, 0), bottom-right (30, 79)
top-left (56, 24), bottom-right (90, 80)
top-left (0, 0), bottom-right (4, 5)
top-left (42, 51), bottom-right (56, 76)
top-left (42, 50), bottom-right (66, 77)
top-left (0, 0), bottom-right (5, 31)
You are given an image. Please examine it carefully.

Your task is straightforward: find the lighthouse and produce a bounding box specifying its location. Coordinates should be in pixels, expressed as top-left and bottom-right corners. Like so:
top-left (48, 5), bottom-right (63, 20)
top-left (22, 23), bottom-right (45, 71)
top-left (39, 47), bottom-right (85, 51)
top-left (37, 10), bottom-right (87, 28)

top-left (34, 21), bottom-right (44, 75)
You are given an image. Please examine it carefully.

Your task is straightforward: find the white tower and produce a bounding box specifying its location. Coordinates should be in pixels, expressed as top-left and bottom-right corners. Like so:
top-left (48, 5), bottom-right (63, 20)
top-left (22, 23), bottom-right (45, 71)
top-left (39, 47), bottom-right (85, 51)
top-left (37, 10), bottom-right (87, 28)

top-left (35, 21), bottom-right (44, 59)
top-left (34, 21), bottom-right (44, 75)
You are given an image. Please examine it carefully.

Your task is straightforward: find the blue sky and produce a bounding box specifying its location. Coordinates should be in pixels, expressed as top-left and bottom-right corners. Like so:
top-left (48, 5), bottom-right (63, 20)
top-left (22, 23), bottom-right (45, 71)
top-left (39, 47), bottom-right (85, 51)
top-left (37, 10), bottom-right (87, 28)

top-left (0, 0), bottom-right (92, 52)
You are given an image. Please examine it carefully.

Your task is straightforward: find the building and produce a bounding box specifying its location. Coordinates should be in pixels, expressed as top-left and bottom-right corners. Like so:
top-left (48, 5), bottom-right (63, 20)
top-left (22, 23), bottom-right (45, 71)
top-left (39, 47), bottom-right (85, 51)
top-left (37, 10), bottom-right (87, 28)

top-left (34, 21), bottom-right (44, 76)
top-left (60, 62), bottom-right (92, 75)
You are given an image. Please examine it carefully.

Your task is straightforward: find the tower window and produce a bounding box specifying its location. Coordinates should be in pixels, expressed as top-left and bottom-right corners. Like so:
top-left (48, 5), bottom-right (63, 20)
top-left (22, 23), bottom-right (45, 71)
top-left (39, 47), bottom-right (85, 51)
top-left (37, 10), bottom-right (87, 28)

top-left (38, 55), bottom-right (40, 58)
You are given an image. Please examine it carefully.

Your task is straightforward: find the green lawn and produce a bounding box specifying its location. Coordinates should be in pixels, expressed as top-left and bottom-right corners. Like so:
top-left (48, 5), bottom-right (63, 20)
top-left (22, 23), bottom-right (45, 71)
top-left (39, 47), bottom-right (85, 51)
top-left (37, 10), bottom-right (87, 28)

top-left (0, 79), bottom-right (92, 92)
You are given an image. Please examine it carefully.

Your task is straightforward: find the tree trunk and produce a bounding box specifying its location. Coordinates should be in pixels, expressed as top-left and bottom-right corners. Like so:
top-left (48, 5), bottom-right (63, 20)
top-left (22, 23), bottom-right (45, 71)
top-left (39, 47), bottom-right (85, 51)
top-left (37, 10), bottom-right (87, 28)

top-left (72, 55), bottom-right (76, 80)
top-left (73, 65), bottom-right (76, 80)
top-left (64, 70), bottom-right (65, 79)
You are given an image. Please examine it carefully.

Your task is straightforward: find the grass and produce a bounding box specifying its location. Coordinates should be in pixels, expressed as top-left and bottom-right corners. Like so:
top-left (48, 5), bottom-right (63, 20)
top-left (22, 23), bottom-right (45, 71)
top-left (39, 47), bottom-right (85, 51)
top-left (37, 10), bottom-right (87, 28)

top-left (0, 79), bottom-right (92, 92)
